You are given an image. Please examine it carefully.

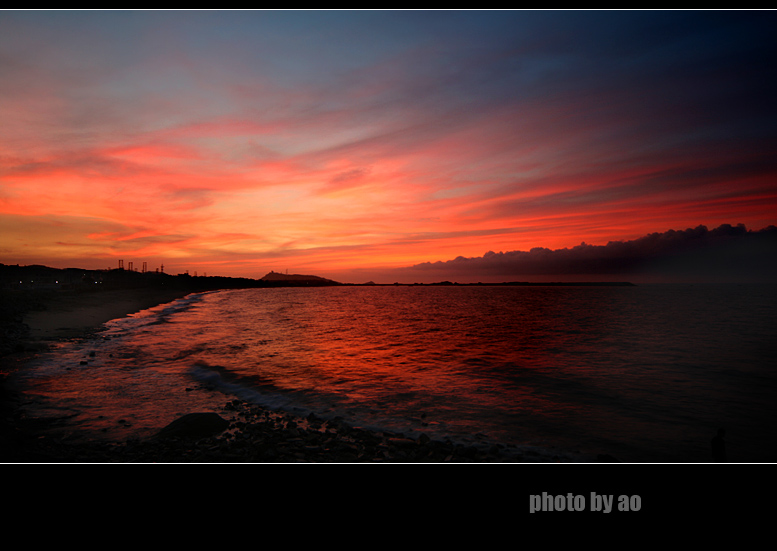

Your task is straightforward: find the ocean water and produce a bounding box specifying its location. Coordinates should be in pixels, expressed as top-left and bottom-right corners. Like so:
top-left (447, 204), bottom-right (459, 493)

top-left (14, 284), bottom-right (777, 462)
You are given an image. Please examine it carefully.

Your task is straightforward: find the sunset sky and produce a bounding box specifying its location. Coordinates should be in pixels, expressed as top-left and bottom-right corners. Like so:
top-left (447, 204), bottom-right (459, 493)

top-left (1, 10), bottom-right (776, 283)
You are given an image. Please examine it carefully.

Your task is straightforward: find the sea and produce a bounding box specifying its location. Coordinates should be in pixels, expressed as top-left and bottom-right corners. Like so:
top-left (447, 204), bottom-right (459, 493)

top-left (11, 283), bottom-right (777, 462)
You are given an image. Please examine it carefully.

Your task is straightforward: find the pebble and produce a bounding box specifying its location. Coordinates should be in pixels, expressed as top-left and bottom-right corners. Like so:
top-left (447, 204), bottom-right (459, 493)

top-left (6, 398), bottom-right (574, 463)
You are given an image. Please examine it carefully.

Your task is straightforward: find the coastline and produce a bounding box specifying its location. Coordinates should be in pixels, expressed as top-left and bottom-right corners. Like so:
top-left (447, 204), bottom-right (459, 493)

top-left (0, 286), bottom-right (196, 461)
top-left (21, 287), bottom-right (201, 342)
top-left (0, 286), bottom-right (582, 463)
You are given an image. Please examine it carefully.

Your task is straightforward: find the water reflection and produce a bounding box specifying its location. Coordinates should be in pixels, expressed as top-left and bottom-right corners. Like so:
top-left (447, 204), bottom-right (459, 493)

top-left (16, 284), bottom-right (777, 461)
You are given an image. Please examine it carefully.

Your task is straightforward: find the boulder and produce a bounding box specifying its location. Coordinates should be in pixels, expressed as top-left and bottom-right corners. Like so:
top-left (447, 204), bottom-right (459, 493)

top-left (156, 412), bottom-right (230, 440)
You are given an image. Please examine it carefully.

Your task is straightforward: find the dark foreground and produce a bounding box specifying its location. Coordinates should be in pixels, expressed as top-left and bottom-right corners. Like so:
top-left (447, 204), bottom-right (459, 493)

top-left (1, 390), bottom-right (578, 463)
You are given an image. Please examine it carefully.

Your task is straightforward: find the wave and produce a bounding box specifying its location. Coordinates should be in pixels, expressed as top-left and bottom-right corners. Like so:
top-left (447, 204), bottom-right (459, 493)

top-left (187, 360), bottom-right (322, 417)
top-left (102, 291), bottom-right (211, 335)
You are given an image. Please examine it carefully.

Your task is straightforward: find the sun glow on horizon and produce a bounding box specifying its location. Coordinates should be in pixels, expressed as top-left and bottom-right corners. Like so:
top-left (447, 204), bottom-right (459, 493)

top-left (1, 11), bottom-right (776, 282)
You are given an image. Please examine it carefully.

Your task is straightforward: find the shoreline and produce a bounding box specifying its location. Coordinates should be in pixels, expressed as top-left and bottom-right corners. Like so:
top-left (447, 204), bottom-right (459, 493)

top-left (1, 286), bottom-right (590, 463)
top-left (0, 286), bottom-right (195, 461)
top-left (23, 288), bottom-right (201, 342)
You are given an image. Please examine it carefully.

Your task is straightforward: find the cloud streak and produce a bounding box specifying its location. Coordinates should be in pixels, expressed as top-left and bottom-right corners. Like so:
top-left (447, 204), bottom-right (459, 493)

top-left (1, 11), bottom-right (775, 278)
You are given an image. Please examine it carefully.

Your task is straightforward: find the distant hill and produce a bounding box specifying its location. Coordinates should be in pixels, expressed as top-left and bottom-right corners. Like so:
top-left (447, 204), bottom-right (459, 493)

top-left (260, 271), bottom-right (341, 286)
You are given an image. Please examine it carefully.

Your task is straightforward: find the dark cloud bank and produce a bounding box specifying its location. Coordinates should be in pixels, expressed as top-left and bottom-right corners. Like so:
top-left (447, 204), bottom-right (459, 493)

top-left (396, 224), bottom-right (777, 283)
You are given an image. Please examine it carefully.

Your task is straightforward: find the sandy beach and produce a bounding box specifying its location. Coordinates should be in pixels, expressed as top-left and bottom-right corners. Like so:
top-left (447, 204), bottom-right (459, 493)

top-left (21, 288), bottom-right (198, 342)
top-left (0, 286), bottom-right (564, 463)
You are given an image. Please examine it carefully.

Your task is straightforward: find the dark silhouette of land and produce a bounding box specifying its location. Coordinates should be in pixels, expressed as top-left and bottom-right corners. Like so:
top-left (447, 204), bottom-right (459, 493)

top-left (260, 270), bottom-right (341, 286)
top-left (1, 262), bottom-right (635, 294)
top-left (0, 264), bottom-right (352, 356)
top-left (0, 263), bottom-right (341, 295)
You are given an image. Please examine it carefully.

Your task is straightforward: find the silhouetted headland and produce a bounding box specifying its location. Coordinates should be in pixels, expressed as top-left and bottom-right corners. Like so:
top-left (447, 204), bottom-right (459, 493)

top-left (260, 270), bottom-right (342, 286)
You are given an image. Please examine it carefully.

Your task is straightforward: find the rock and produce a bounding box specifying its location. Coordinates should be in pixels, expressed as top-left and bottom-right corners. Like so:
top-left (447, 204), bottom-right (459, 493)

top-left (386, 437), bottom-right (416, 448)
top-left (155, 412), bottom-right (230, 441)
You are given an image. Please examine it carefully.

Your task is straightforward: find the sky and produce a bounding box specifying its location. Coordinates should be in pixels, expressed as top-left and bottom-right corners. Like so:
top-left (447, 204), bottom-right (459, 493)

top-left (1, 10), bottom-right (776, 283)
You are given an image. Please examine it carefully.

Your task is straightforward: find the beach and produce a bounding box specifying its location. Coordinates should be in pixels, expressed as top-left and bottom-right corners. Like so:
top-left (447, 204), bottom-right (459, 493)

top-left (0, 286), bottom-right (560, 463)
top-left (4, 282), bottom-right (774, 463)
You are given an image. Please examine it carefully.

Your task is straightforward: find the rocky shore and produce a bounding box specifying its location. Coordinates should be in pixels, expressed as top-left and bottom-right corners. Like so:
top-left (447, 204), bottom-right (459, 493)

top-left (1, 393), bottom-right (576, 463)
